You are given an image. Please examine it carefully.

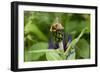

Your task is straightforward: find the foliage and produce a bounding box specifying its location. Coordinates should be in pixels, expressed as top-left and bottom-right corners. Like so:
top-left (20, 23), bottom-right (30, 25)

top-left (24, 11), bottom-right (90, 61)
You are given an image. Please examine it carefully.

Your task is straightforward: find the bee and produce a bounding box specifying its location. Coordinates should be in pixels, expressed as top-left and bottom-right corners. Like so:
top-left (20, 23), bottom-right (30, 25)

top-left (48, 18), bottom-right (72, 52)
top-left (49, 22), bottom-right (64, 50)
top-left (50, 22), bottom-right (64, 41)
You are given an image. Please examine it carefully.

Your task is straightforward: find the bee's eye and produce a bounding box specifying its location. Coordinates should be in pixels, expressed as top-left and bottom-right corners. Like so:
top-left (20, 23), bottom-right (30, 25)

top-left (50, 24), bottom-right (58, 32)
top-left (52, 25), bottom-right (56, 30)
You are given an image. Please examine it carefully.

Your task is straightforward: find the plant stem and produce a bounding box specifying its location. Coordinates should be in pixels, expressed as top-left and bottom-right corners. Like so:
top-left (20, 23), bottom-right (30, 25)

top-left (64, 27), bottom-right (87, 56)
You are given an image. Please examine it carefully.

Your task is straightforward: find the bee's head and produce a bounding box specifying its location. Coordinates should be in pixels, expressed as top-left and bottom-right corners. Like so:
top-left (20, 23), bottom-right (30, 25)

top-left (50, 23), bottom-right (64, 32)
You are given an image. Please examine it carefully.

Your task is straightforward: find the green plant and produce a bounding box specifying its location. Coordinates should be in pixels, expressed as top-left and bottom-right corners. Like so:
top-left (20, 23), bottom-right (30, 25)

top-left (24, 11), bottom-right (90, 61)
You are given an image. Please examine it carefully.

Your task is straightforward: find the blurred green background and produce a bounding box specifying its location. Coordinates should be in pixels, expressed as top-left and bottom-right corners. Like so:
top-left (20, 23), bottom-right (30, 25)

top-left (24, 11), bottom-right (90, 62)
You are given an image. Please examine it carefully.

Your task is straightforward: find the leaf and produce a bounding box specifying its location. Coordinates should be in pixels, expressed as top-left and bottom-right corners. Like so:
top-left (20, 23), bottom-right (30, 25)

top-left (76, 39), bottom-right (90, 59)
top-left (30, 42), bottom-right (48, 50)
top-left (65, 14), bottom-right (90, 33)
top-left (29, 49), bottom-right (51, 53)
top-left (24, 50), bottom-right (32, 61)
top-left (67, 48), bottom-right (76, 60)
top-left (25, 23), bottom-right (47, 41)
top-left (46, 50), bottom-right (63, 60)
top-left (56, 49), bottom-right (66, 59)
top-left (67, 52), bottom-right (75, 60)
top-left (29, 48), bottom-right (65, 60)
top-left (24, 42), bottom-right (48, 61)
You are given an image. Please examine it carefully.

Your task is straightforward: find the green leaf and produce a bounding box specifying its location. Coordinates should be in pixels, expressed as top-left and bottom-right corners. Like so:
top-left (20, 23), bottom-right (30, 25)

top-left (24, 50), bottom-right (32, 61)
top-left (67, 53), bottom-right (75, 60)
top-left (29, 48), bottom-right (65, 60)
top-left (30, 42), bottom-right (48, 50)
top-left (25, 23), bottom-right (48, 41)
top-left (24, 42), bottom-right (48, 61)
top-left (29, 49), bottom-right (51, 53)
top-left (67, 48), bottom-right (76, 60)
top-left (46, 50), bottom-right (63, 60)
top-left (76, 39), bottom-right (90, 59)
top-left (56, 49), bottom-right (66, 59)
top-left (65, 14), bottom-right (90, 33)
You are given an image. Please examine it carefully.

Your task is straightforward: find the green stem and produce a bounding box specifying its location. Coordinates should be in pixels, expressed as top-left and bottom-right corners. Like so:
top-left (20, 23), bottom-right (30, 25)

top-left (64, 27), bottom-right (87, 56)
